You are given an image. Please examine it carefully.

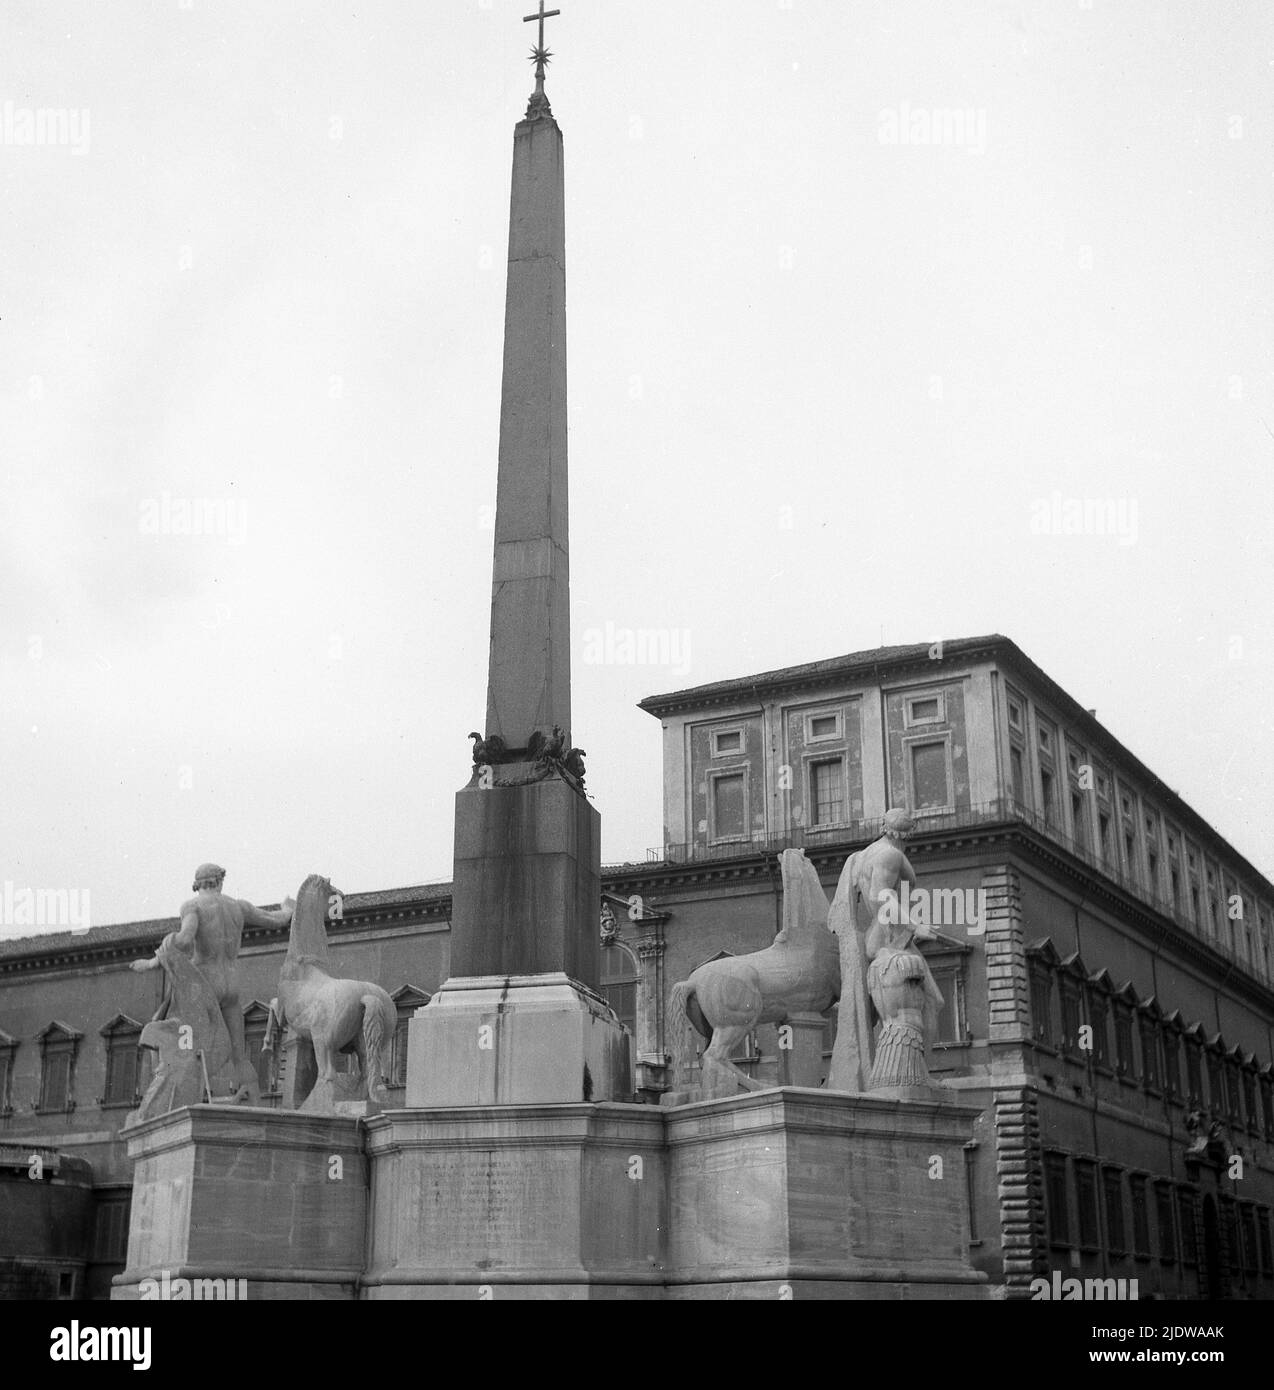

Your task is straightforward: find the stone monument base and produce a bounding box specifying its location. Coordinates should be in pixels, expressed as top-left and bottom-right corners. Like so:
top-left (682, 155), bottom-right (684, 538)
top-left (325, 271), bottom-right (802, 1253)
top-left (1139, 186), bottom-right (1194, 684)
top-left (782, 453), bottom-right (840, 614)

top-left (111, 1107), bottom-right (366, 1301)
top-left (406, 972), bottom-right (631, 1106)
top-left (661, 1088), bottom-right (986, 1299)
top-left (113, 1089), bottom-right (989, 1300)
top-left (363, 1102), bottom-right (667, 1299)
top-left (362, 1087), bottom-right (987, 1299)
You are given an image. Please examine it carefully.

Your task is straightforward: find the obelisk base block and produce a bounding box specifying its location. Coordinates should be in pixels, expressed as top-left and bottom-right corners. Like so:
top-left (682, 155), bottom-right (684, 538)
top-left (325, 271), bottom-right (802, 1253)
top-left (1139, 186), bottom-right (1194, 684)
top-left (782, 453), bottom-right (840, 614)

top-left (406, 973), bottom-right (632, 1106)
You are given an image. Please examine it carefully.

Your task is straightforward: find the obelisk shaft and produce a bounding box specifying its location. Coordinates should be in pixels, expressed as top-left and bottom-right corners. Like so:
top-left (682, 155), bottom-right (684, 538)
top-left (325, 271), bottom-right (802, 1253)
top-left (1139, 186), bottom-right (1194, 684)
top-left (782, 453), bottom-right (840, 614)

top-left (485, 113), bottom-right (571, 751)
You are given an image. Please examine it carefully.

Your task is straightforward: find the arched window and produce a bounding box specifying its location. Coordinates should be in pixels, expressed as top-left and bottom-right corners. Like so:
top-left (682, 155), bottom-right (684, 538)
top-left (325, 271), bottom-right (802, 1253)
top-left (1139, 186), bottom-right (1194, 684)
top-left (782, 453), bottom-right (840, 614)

top-left (600, 942), bottom-right (639, 1036)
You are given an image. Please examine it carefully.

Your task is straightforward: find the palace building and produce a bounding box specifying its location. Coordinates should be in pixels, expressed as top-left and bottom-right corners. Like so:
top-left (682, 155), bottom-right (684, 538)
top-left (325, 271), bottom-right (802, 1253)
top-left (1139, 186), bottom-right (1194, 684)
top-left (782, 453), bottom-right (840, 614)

top-left (2, 634), bottom-right (1272, 1300)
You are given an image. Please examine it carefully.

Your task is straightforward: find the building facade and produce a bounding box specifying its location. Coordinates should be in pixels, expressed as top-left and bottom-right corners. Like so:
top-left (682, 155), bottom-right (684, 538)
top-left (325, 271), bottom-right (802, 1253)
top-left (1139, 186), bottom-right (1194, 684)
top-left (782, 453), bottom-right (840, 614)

top-left (3, 635), bottom-right (1272, 1299)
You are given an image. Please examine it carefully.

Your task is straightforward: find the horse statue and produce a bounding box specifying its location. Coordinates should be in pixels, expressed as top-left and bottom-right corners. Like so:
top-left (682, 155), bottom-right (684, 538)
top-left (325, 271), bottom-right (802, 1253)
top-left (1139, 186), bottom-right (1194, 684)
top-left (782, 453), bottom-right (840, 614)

top-left (668, 848), bottom-right (839, 1099)
top-left (274, 874), bottom-right (397, 1113)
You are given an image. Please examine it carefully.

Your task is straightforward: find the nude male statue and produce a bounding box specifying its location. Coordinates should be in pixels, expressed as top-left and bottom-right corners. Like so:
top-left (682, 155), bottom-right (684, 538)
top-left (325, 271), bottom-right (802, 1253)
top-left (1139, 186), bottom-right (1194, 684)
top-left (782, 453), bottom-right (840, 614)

top-left (131, 864), bottom-right (294, 1099)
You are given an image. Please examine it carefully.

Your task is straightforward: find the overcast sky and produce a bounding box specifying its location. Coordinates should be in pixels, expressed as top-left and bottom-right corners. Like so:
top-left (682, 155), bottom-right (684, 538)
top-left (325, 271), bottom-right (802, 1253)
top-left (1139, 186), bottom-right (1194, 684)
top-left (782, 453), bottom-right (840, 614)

top-left (3, 0), bottom-right (1272, 931)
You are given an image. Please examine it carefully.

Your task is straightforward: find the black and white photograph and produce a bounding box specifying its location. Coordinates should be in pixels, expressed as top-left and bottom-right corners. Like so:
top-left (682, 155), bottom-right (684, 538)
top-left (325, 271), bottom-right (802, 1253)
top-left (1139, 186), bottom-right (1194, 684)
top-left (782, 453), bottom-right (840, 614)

top-left (1, 0), bottom-right (1271, 1354)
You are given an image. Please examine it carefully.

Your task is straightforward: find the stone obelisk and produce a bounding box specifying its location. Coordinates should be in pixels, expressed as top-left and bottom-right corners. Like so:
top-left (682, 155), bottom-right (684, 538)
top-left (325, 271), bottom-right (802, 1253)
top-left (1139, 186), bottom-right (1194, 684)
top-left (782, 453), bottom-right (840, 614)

top-left (407, 16), bottom-right (630, 1106)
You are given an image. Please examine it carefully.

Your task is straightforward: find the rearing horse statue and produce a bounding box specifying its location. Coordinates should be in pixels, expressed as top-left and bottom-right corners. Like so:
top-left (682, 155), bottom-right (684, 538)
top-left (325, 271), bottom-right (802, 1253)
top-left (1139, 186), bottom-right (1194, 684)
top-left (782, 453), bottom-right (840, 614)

top-left (274, 874), bottom-right (397, 1113)
top-left (668, 848), bottom-right (839, 1099)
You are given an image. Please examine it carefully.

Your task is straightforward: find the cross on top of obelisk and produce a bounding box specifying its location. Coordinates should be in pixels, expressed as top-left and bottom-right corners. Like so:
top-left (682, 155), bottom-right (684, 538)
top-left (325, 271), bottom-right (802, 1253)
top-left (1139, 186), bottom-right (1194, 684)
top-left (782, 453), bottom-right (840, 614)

top-left (523, 1), bottom-right (561, 120)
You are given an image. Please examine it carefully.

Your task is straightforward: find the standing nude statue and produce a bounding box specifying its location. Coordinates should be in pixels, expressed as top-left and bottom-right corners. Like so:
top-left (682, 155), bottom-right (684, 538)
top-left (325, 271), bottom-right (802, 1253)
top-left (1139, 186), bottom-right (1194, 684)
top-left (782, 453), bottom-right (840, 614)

top-left (131, 863), bottom-right (294, 1102)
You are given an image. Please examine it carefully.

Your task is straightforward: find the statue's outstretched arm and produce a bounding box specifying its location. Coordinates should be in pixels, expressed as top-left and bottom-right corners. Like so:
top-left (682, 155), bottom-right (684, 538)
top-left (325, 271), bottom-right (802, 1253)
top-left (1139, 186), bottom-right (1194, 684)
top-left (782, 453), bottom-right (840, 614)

top-left (239, 897), bottom-right (295, 929)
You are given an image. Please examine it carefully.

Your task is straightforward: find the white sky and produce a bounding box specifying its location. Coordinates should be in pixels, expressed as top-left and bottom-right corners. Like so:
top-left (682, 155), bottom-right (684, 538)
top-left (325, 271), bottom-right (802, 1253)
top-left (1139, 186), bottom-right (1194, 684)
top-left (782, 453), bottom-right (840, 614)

top-left (3, 0), bottom-right (1272, 929)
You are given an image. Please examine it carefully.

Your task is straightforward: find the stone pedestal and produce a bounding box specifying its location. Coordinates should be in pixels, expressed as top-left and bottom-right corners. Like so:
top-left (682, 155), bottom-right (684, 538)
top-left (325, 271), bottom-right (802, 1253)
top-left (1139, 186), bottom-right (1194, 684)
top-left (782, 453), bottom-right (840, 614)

top-left (111, 1107), bottom-right (365, 1301)
top-left (406, 973), bottom-right (631, 1106)
top-left (663, 1088), bottom-right (988, 1299)
top-left (363, 1104), bottom-right (666, 1300)
top-left (451, 779), bottom-right (601, 985)
top-left (359, 1087), bottom-right (987, 1299)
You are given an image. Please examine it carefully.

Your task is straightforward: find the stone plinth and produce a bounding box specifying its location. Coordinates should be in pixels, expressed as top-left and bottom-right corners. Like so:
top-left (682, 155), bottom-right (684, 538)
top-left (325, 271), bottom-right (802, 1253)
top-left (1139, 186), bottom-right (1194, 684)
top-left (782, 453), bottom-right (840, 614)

top-left (663, 1088), bottom-right (988, 1299)
top-left (406, 973), bottom-right (631, 1106)
top-left (363, 1104), bottom-right (666, 1300)
top-left (450, 779), bottom-right (600, 986)
top-left (111, 1106), bottom-right (365, 1301)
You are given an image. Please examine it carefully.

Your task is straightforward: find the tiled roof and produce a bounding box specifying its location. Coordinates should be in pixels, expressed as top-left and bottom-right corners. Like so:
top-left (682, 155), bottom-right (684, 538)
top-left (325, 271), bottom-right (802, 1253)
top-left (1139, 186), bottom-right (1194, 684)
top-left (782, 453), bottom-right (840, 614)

top-left (0, 882), bottom-right (453, 960)
top-left (638, 635), bottom-right (1007, 713)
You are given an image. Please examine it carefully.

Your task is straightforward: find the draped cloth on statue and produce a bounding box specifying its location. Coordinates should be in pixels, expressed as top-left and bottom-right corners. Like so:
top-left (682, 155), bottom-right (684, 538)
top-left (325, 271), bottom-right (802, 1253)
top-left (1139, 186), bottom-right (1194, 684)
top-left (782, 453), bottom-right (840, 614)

top-left (826, 851), bottom-right (875, 1093)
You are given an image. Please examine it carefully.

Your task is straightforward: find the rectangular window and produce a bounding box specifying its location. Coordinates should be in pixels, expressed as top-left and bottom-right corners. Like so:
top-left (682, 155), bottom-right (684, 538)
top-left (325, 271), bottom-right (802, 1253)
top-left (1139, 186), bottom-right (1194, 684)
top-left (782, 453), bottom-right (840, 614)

top-left (930, 966), bottom-right (963, 1043)
top-left (711, 773), bottom-right (747, 841)
top-left (1104, 1169), bottom-right (1126, 1254)
top-left (1076, 1162), bottom-right (1100, 1248)
top-left (1089, 997), bottom-right (1108, 1067)
top-left (1178, 1190), bottom-right (1198, 1265)
top-left (1185, 1044), bottom-right (1203, 1105)
top-left (1130, 1175), bottom-right (1150, 1256)
top-left (1071, 792), bottom-right (1089, 849)
top-left (810, 759), bottom-right (845, 827)
top-left (907, 695), bottom-right (943, 725)
top-left (392, 1017), bottom-right (410, 1086)
top-left (1240, 1205), bottom-right (1259, 1273)
top-left (1041, 770), bottom-right (1057, 826)
top-left (909, 741), bottom-right (950, 811)
top-left (1030, 970), bottom-right (1053, 1047)
top-left (1155, 1183), bottom-right (1176, 1264)
top-left (1044, 1153), bottom-right (1071, 1245)
top-left (1099, 811), bottom-right (1112, 862)
top-left (1141, 1023), bottom-right (1161, 1091)
top-left (1221, 1200), bottom-right (1240, 1277)
top-left (1008, 699), bottom-right (1023, 730)
top-left (711, 729), bottom-right (743, 757)
top-left (1010, 746), bottom-right (1026, 805)
top-left (807, 713), bottom-right (839, 741)
top-left (1162, 1031), bottom-right (1180, 1099)
top-left (41, 1050), bottom-right (72, 1112)
top-left (1059, 985), bottom-right (1081, 1056)
top-left (0, 1051), bottom-right (11, 1111)
top-left (1114, 1012), bottom-right (1135, 1077)
top-left (104, 1038), bottom-right (139, 1105)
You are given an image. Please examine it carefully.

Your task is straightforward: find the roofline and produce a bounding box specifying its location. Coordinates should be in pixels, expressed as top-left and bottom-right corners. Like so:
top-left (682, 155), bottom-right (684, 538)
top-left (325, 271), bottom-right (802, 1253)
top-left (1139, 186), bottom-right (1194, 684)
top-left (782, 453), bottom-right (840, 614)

top-left (639, 633), bottom-right (1274, 904)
